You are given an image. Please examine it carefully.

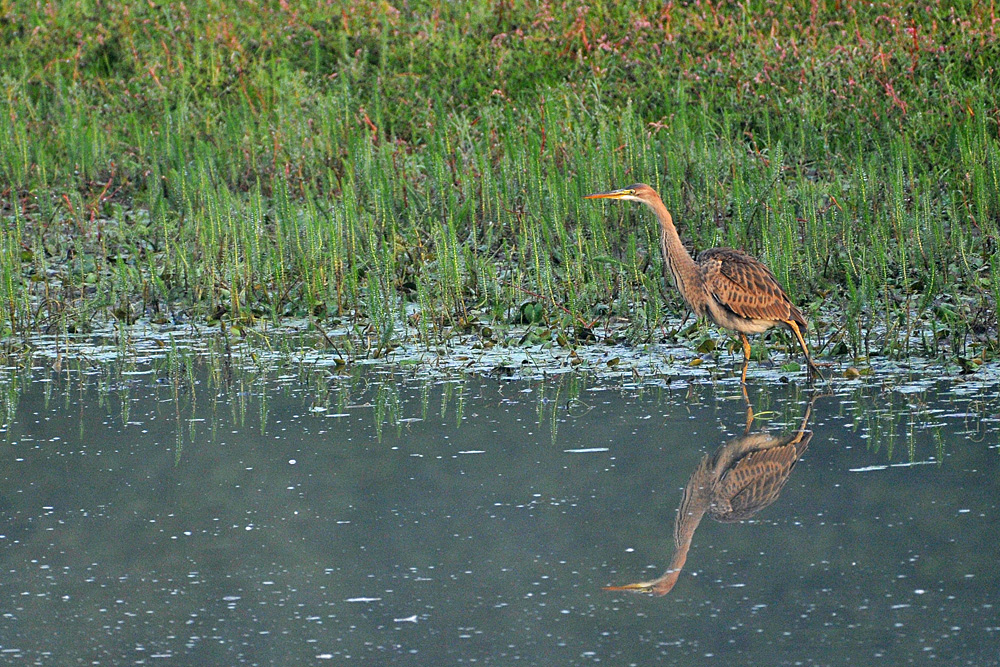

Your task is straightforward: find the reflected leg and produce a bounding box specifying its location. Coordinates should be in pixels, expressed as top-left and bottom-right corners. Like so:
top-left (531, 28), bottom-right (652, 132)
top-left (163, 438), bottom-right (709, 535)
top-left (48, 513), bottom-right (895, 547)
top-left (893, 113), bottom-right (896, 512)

top-left (742, 383), bottom-right (754, 434)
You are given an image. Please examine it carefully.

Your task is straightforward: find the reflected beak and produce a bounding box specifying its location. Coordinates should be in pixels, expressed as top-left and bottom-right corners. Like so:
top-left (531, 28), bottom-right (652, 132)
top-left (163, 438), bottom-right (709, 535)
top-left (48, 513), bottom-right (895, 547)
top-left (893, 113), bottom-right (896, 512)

top-left (603, 581), bottom-right (672, 596)
top-left (584, 188), bottom-right (632, 200)
top-left (603, 570), bottom-right (680, 596)
top-left (602, 582), bottom-right (655, 592)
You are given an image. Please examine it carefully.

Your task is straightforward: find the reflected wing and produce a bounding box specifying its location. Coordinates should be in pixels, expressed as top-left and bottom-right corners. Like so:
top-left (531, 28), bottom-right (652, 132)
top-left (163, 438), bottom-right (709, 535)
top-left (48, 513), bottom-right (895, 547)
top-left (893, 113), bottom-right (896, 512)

top-left (711, 433), bottom-right (811, 522)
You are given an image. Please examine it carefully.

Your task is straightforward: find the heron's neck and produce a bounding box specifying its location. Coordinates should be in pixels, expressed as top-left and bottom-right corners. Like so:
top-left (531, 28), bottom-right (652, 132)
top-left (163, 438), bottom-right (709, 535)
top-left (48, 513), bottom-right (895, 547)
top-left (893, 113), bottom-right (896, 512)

top-left (646, 197), bottom-right (701, 306)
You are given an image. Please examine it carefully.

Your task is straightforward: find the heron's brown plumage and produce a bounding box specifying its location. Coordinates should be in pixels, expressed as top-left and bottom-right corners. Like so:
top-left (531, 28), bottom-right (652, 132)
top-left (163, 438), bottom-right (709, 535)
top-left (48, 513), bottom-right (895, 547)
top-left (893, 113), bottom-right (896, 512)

top-left (585, 183), bottom-right (820, 381)
top-left (698, 248), bottom-right (807, 327)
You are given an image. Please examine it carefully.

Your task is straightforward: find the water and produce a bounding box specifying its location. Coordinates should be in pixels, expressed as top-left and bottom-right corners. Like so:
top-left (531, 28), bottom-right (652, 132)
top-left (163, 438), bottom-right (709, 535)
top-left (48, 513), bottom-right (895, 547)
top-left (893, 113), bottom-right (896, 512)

top-left (1, 359), bottom-right (999, 665)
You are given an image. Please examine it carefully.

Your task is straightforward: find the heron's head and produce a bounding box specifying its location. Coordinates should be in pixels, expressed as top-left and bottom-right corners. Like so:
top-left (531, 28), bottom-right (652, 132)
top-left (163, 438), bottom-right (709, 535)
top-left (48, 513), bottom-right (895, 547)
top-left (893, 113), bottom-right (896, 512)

top-left (584, 183), bottom-right (658, 204)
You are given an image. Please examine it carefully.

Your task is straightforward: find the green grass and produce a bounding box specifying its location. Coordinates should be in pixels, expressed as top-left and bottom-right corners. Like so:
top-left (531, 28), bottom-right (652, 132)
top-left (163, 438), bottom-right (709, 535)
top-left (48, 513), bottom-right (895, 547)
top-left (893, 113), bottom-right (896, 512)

top-left (0, 0), bottom-right (998, 366)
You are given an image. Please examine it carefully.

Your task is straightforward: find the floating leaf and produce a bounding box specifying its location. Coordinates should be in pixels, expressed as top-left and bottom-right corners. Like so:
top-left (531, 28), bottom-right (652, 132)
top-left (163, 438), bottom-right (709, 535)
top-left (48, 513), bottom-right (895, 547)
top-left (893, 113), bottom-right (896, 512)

top-left (518, 302), bottom-right (544, 324)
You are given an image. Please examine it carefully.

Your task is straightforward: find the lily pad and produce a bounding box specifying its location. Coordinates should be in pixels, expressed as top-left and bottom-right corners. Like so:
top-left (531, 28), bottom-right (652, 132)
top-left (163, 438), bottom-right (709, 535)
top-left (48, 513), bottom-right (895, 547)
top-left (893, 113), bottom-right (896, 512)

top-left (696, 338), bottom-right (716, 353)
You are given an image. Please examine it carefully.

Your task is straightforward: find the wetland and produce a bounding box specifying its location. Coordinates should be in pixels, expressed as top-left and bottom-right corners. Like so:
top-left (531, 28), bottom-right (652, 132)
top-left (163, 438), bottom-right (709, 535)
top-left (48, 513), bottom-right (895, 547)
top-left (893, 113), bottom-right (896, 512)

top-left (3, 2), bottom-right (1000, 662)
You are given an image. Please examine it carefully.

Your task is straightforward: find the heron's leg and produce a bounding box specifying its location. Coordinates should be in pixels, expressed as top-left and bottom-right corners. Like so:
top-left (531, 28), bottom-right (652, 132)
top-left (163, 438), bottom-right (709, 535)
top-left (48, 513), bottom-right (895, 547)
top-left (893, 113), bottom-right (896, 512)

top-left (739, 333), bottom-right (751, 385)
top-left (785, 320), bottom-right (823, 381)
top-left (677, 310), bottom-right (690, 330)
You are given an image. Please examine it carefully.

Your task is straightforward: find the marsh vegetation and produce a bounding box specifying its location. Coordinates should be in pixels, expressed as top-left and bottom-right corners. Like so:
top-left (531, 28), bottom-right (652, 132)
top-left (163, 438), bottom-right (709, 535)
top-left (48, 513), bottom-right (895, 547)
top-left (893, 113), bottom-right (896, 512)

top-left (1, 1), bottom-right (998, 371)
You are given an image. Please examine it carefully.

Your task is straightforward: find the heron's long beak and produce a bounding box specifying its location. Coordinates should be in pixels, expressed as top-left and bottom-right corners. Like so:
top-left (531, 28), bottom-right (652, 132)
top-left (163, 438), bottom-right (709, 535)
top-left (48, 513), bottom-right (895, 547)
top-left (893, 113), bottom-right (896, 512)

top-left (584, 188), bottom-right (632, 199)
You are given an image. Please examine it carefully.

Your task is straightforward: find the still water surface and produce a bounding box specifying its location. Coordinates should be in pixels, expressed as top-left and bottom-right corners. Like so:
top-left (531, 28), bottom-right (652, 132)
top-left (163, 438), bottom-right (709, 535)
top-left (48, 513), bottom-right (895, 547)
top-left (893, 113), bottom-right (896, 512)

top-left (1, 363), bottom-right (998, 664)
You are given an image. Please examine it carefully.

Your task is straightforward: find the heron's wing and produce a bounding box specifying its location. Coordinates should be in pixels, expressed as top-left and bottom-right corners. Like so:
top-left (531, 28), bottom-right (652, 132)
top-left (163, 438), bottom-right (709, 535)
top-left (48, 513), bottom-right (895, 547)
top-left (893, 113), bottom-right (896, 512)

top-left (698, 248), bottom-right (805, 325)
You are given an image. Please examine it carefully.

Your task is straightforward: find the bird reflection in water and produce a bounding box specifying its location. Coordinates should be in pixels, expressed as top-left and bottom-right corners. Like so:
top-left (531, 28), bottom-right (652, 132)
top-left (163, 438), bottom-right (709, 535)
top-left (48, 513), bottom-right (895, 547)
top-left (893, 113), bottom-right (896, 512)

top-left (605, 397), bottom-right (814, 596)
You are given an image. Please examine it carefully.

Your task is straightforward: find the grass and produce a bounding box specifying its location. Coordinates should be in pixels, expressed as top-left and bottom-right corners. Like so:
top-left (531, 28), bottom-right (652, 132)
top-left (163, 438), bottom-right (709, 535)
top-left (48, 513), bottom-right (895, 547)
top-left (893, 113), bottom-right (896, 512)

top-left (1, 0), bottom-right (998, 367)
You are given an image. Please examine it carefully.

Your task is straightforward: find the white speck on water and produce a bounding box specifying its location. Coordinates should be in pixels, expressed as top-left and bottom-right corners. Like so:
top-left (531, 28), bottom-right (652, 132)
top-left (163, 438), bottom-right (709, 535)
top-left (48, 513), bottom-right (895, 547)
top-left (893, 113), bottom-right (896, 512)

top-left (288, 459), bottom-right (297, 465)
top-left (563, 447), bottom-right (610, 454)
top-left (895, 381), bottom-right (935, 394)
top-left (458, 450), bottom-right (485, 454)
top-left (394, 615), bottom-right (418, 623)
top-left (849, 460), bottom-right (937, 472)
top-left (345, 597), bottom-right (382, 603)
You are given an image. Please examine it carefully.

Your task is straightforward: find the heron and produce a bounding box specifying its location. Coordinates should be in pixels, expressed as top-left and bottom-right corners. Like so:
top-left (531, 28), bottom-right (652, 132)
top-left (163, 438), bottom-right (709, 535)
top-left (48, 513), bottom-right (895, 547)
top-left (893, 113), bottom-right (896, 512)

top-left (603, 398), bottom-right (814, 596)
top-left (585, 183), bottom-right (821, 382)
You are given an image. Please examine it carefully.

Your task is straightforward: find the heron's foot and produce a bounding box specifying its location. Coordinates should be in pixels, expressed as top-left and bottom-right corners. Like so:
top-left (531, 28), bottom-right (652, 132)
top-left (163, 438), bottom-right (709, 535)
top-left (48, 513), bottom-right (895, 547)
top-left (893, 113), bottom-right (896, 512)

top-left (806, 361), bottom-right (825, 382)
